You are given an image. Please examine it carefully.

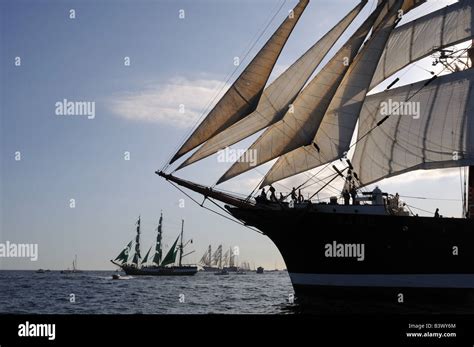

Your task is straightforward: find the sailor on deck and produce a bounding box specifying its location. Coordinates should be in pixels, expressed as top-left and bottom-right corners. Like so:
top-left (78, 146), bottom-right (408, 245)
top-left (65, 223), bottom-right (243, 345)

top-left (269, 185), bottom-right (278, 202)
top-left (298, 189), bottom-right (304, 203)
top-left (343, 190), bottom-right (350, 205)
top-left (279, 193), bottom-right (285, 202)
top-left (372, 186), bottom-right (384, 205)
top-left (291, 187), bottom-right (298, 202)
top-left (350, 184), bottom-right (358, 205)
top-left (259, 188), bottom-right (268, 202)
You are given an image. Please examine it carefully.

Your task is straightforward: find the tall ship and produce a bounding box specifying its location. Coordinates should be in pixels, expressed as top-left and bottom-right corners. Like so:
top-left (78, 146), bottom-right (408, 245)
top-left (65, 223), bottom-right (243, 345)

top-left (111, 213), bottom-right (198, 276)
top-left (200, 245), bottom-right (240, 272)
top-left (223, 247), bottom-right (239, 272)
top-left (156, 0), bottom-right (474, 302)
top-left (199, 245), bottom-right (220, 272)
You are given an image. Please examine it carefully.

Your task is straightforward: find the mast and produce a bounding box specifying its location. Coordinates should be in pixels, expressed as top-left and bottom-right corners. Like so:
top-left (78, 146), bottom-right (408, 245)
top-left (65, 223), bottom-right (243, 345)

top-left (179, 219), bottom-right (184, 267)
top-left (153, 212), bottom-right (163, 265)
top-left (133, 216), bottom-right (141, 266)
top-left (208, 245), bottom-right (212, 266)
top-left (218, 245), bottom-right (222, 269)
top-left (469, 168), bottom-right (474, 218)
top-left (229, 247), bottom-right (234, 267)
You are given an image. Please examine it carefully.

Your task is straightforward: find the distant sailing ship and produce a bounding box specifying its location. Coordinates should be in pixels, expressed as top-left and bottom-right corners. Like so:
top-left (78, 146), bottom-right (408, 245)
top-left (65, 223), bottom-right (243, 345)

top-left (111, 213), bottom-right (198, 276)
top-left (199, 245), bottom-right (220, 272)
top-left (200, 245), bottom-right (242, 272)
top-left (61, 255), bottom-right (82, 274)
top-left (156, 0), bottom-right (474, 302)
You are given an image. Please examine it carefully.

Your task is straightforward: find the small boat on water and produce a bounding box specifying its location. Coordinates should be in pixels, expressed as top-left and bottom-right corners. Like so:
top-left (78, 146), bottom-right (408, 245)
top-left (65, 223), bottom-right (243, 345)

top-left (111, 274), bottom-right (132, 280)
top-left (61, 255), bottom-right (83, 274)
top-left (256, 266), bottom-right (264, 274)
top-left (214, 269), bottom-right (229, 276)
top-left (36, 269), bottom-right (45, 273)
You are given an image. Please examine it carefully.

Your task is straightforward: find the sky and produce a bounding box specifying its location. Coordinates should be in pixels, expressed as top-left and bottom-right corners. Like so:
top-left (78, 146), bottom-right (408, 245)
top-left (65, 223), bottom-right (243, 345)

top-left (0, 0), bottom-right (463, 270)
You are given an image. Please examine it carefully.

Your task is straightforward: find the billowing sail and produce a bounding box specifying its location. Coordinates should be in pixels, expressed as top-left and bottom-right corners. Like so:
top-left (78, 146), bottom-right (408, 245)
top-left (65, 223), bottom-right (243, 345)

top-left (160, 236), bottom-right (180, 266)
top-left (373, 0), bottom-right (424, 30)
top-left (141, 247), bottom-right (152, 265)
top-left (177, 1), bottom-right (368, 169)
top-left (260, 0), bottom-right (404, 187)
top-left (370, 0), bottom-right (474, 89)
top-left (170, 0), bottom-right (310, 164)
top-left (215, 1), bottom-right (385, 184)
top-left (200, 245), bottom-right (212, 266)
top-left (114, 240), bottom-right (133, 264)
top-left (212, 245), bottom-right (223, 267)
top-left (351, 68), bottom-right (474, 187)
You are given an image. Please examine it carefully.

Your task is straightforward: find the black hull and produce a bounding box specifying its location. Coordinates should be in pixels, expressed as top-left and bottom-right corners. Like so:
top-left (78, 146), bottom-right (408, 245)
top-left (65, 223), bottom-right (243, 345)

top-left (202, 266), bottom-right (220, 272)
top-left (227, 206), bottom-right (474, 305)
top-left (121, 265), bottom-right (198, 276)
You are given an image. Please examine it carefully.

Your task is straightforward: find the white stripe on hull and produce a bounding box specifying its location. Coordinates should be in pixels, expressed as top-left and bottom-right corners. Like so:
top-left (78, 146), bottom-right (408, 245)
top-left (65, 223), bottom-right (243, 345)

top-left (289, 273), bottom-right (474, 288)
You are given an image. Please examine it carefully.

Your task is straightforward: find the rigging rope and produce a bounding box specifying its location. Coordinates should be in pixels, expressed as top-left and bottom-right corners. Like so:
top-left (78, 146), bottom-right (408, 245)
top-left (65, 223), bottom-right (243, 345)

top-left (161, 0), bottom-right (288, 172)
top-left (166, 180), bottom-right (264, 235)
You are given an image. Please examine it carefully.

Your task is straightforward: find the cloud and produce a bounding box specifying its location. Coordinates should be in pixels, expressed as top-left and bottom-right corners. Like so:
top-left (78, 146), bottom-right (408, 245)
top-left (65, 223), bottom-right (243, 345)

top-left (377, 168), bottom-right (460, 187)
top-left (108, 77), bottom-right (228, 128)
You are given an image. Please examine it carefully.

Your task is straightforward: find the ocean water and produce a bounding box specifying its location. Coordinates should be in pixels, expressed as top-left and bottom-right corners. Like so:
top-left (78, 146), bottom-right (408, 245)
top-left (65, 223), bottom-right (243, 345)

top-left (2, 270), bottom-right (474, 314)
top-left (0, 270), bottom-right (295, 314)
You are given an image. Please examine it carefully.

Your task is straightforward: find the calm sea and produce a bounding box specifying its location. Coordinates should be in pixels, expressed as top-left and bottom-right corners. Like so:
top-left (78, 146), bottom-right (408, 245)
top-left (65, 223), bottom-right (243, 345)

top-left (0, 270), bottom-right (295, 314)
top-left (2, 270), bottom-right (474, 314)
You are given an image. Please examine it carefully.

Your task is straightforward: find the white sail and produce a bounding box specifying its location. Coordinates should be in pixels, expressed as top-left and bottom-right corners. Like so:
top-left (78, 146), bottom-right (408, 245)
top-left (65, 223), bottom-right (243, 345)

top-left (177, 1), bottom-right (368, 169)
top-left (371, 0), bottom-right (474, 89)
top-left (170, 0), bottom-right (309, 164)
top-left (373, 0), bottom-right (425, 30)
top-left (215, 1), bottom-right (386, 184)
top-left (351, 68), bottom-right (474, 187)
top-left (260, 0), bottom-right (404, 187)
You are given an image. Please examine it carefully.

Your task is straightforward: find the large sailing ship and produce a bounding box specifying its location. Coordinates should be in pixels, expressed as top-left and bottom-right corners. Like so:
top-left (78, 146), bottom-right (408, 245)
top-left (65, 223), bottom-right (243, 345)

top-left (156, 0), bottom-right (474, 301)
top-left (111, 213), bottom-right (198, 276)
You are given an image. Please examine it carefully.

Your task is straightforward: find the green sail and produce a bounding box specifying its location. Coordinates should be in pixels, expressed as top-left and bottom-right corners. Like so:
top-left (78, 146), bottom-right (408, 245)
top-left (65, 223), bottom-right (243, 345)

top-left (114, 240), bottom-right (133, 264)
top-left (160, 236), bottom-right (180, 267)
top-left (141, 247), bottom-right (152, 265)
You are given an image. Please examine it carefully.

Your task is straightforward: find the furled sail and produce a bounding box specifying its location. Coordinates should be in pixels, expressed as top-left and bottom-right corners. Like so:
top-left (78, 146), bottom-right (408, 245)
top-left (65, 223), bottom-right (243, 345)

top-left (351, 68), bottom-right (474, 187)
top-left (132, 217), bottom-right (141, 265)
top-left (214, 0), bottom-right (386, 184)
top-left (370, 0), bottom-right (474, 89)
top-left (169, 0), bottom-right (310, 164)
top-left (152, 213), bottom-right (163, 265)
top-left (260, 0), bottom-right (404, 187)
top-left (177, 1), bottom-right (368, 169)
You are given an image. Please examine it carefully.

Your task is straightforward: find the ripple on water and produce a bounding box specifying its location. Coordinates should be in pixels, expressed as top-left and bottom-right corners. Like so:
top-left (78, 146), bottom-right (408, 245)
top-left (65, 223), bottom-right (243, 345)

top-left (0, 270), bottom-right (295, 314)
